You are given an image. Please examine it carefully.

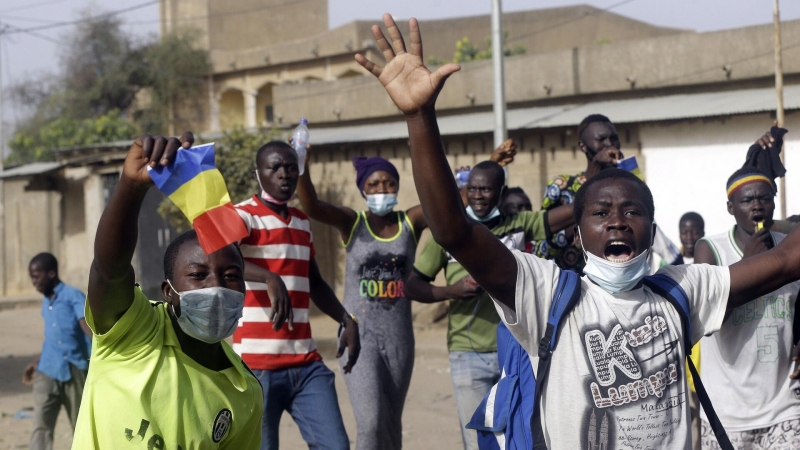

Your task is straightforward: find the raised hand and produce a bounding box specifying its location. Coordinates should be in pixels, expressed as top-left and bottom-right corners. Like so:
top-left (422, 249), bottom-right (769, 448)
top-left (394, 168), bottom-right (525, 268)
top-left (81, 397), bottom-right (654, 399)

top-left (756, 131), bottom-right (775, 149)
top-left (756, 121), bottom-right (779, 149)
top-left (592, 147), bottom-right (623, 166)
top-left (355, 14), bottom-right (461, 116)
top-left (122, 132), bottom-right (195, 188)
top-left (490, 139), bottom-right (517, 167)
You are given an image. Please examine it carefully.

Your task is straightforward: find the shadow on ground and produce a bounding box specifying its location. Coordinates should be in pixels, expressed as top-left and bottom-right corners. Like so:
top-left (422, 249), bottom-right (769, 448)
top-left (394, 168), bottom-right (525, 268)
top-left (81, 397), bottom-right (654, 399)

top-left (0, 354), bottom-right (36, 397)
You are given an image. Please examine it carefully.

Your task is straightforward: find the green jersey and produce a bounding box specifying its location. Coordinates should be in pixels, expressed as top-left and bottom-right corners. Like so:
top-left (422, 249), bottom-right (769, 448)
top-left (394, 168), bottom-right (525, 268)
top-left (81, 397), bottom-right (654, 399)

top-left (413, 211), bottom-right (547, 352)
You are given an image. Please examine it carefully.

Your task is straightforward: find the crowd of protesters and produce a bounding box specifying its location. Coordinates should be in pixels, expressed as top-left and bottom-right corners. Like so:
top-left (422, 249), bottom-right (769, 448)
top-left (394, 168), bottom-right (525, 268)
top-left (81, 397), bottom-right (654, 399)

top-left (15, 12), bottom-right (800, 450)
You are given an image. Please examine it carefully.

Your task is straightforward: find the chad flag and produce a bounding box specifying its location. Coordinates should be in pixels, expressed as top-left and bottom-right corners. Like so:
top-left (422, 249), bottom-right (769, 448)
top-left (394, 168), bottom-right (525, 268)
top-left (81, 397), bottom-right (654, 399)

top-left (616, 155), bottom-right (645, 181)
top-left (148, 143), bottom-right (248, 254)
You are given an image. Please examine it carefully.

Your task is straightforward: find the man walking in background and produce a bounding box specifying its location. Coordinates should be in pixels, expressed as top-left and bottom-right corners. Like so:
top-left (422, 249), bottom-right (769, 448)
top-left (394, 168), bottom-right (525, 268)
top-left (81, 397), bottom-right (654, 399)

top-left (23, 253), bottom-right (91, 450)
top-left (405, 161), bottom-right (573, 450)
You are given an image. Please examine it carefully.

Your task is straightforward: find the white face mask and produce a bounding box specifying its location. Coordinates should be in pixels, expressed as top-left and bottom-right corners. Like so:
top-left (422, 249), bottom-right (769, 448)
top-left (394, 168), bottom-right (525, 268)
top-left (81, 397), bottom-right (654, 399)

top-left (466, 205), bottom-right (500, 223)
top-left (364, 193), bottom-right (398, 216)
top-left (578, 227), bottom-right (650, 294)
top-left (167, 280), bottom-right (245, 344)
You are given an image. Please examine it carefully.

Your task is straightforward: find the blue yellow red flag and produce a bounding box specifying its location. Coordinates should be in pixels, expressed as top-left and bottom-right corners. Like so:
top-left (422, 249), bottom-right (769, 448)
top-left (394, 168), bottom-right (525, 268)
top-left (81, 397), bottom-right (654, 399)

top-left (616, 155), bottom-right (645, 181)
top-left (147, 143), bottom-right (247, 254)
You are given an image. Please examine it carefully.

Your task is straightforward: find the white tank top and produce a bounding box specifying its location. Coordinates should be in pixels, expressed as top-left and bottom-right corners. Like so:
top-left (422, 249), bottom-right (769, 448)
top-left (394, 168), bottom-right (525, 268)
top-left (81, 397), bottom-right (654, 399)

top-left (699, 226), bottom-right (800, 431)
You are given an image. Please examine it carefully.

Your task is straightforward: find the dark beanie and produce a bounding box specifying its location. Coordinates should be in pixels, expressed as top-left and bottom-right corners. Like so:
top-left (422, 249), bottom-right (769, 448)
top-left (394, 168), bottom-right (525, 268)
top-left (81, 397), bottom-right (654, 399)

top-left (352, 156), bottom-right (400, 196)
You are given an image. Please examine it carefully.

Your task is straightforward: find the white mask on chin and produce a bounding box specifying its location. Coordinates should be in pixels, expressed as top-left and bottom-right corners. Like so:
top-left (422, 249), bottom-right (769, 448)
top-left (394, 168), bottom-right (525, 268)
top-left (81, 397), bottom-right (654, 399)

top-left (578, 227), bottom-right (650, 294)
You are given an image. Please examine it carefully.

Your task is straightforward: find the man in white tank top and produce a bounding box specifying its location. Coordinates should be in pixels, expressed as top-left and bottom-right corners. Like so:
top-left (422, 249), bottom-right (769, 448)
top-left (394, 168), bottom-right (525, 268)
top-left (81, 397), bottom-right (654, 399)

top-left (695, 166), bottom-right (800, 449)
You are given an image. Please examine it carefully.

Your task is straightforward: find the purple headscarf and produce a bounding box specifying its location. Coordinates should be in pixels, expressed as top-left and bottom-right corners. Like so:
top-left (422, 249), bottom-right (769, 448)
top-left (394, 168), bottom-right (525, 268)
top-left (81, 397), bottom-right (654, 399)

top-left (352, 157), bottom-right (400, 196)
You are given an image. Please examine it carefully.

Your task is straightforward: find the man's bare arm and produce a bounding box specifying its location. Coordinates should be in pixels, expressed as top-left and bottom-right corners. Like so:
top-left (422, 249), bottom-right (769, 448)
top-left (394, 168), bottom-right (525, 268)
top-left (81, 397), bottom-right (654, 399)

top-left (546, 205), bottom-right (575, 237)
top-left (355, 15), bottom-right (519, 309)
top-left (243, 261), bottom-right (294, 331)
top-left (307, 258), bottom-right (360, 372)
top-left (728, 225), bottom-right (800, 310)
top-left (295, 165), bottom-right (358, 242)
top-left (88, 134), bottom-right (193, 334)
top-left (405, 271), bottom-right (481, 304)
top-left (693, 240), bottom-right (717, 266)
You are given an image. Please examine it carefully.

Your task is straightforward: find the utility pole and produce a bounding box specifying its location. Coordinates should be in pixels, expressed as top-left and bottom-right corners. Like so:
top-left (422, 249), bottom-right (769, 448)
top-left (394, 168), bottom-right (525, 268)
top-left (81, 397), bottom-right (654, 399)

top-left (0, 22), bottom-right (6, 297)
top-left (491, 0), bottom-right (507, 149)
top-left (774, 0), bottom-right (787, 219)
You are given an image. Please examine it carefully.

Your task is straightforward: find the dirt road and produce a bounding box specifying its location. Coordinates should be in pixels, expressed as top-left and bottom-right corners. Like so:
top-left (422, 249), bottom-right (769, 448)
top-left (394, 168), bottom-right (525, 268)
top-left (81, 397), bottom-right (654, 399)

top-left (0, 305), bottom-right (463, 449)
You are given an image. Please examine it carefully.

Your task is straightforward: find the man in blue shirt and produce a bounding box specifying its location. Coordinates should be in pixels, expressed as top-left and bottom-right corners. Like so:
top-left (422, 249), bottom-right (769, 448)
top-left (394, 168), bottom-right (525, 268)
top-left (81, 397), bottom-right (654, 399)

top-left (22, 253), bottom-right (91, 450)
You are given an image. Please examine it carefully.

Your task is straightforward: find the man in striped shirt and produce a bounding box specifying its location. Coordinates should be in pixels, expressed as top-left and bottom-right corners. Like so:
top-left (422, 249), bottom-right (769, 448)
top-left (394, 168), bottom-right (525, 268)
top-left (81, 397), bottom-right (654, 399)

top-left (233, 141), bottom-right (360, 450)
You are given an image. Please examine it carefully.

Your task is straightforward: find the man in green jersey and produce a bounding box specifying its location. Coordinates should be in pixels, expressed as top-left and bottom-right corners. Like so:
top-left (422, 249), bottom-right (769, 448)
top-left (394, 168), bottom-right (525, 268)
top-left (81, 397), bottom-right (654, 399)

top-left (405, 160), bottom-right (573, 450)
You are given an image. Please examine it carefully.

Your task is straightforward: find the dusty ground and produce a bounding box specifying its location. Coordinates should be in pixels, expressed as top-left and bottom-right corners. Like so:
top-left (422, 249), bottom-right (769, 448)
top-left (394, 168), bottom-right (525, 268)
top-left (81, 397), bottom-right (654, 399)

top-left (0, 304), bottom-right (462, 449)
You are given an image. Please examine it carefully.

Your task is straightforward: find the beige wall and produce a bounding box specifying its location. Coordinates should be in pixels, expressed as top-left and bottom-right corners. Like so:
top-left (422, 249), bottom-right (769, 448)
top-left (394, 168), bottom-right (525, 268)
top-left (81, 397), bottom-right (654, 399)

top-left (161, 0), bottom-right (211, 49)
top-left (385, 5), bottom-right (686, 67)
top-left (208, 0), bottom-right (327, 52)
top-left (0, 163), bottom-right (121, 299)
top-left (1, 180), bottom-right (60, 297)
top-left (272, 19), bottom-right (800, 126)
top-left (206, 5), bottom-right (685, 78)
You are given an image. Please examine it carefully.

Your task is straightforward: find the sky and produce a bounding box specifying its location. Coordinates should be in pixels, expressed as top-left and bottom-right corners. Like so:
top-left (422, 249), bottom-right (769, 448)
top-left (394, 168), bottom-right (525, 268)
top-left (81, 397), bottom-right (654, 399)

top-left (1, 0), bottom-right (800, 150)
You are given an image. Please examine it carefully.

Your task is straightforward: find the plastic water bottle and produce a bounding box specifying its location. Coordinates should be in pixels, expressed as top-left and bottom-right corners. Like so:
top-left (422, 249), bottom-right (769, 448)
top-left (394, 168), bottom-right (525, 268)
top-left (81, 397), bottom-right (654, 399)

top-left (292, 118), bottom-right (309, 175)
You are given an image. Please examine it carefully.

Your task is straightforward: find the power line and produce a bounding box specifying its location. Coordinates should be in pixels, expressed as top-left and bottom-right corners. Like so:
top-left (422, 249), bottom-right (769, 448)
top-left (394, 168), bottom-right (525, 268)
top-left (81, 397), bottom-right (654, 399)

top-left (3, 0), bottom-right (794, 129)
top-left (1, 0), bottom-right (160, 36)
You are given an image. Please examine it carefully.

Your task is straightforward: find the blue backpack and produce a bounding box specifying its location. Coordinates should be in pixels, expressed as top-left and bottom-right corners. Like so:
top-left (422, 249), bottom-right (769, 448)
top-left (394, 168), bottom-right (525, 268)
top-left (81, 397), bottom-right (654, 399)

top-left (466, 270), bottom-right (733, 450)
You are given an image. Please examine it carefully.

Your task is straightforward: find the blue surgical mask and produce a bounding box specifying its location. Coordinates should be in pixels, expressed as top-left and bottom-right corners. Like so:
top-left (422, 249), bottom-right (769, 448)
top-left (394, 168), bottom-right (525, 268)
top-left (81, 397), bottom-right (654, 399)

top-left (365, 193), bottom-right (398, 216)
top-left (167, 280), bottom-right (245, 344)
top-left (466, 205), bottom-right (501, 223)
top-left (578, 227), bottom-right (650, 294)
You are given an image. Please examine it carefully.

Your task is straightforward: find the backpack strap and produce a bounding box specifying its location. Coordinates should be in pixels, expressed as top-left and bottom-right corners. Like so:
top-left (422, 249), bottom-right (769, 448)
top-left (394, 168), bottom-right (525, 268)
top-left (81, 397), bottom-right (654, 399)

top-left (643, 274), bottom-right (734, 450)
top-left (531, 269), bottom-right (582, 449)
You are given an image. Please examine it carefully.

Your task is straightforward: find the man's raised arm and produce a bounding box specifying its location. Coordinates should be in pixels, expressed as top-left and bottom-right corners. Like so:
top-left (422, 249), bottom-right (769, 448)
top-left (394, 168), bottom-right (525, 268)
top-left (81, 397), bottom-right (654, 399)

top-left (88, 134), bottom-right (193, 334)
top-left (728, 225), bottom-right (800, 310)
top-left (355, 14), bottom-right (518, 309)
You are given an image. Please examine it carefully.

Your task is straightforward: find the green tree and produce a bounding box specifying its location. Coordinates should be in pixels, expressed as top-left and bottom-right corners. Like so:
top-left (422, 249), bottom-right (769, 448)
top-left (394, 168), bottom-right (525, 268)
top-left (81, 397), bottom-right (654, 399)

top-left (158, 126), bottom-right (281, 231)
top-left (5, 12), bottom-right (211, 164)
top-left (59, 15), bottom-right (146, 119)
top-left (136, 28), bottom-right (212, 135)
top-left (6, 110), bottom-right (140, 165)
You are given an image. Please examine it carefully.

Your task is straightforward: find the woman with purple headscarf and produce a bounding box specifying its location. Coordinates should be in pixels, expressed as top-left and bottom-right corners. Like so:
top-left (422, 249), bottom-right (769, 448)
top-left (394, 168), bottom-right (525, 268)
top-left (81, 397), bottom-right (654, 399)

top-left (296, 154), bottom-right (421, 450)
top-left (295, 146), bottom-right (515, 450)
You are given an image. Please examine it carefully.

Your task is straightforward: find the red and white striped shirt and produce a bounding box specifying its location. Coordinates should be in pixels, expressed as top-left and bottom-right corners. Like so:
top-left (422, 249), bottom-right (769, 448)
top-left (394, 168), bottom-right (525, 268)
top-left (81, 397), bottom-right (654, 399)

top-left (232, 195), bottom-right (322, 370)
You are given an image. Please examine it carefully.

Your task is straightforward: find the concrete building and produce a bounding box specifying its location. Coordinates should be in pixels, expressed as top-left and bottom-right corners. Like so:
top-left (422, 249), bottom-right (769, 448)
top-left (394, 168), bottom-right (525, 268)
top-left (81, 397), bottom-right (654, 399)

top-left (2, 3), bottom-right (800, 302)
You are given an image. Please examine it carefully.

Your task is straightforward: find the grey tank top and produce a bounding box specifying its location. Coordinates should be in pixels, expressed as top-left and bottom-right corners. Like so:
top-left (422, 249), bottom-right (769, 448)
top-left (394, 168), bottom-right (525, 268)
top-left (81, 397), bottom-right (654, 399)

top-left (343, 211), bottom-right (417, 329)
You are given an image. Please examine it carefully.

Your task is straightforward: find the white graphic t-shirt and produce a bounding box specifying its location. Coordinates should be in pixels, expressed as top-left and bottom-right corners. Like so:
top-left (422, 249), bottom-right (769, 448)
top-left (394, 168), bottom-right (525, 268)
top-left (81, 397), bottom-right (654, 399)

top-left (493, 250), bottom-right (729, 449)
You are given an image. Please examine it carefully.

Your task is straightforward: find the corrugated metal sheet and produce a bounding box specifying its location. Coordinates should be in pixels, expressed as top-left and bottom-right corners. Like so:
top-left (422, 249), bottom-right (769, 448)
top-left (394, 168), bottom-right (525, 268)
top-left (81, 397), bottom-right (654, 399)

top-left (0, 162), bottom-right (63, 179)
top-left (311, 85), bottom-right (800, 145)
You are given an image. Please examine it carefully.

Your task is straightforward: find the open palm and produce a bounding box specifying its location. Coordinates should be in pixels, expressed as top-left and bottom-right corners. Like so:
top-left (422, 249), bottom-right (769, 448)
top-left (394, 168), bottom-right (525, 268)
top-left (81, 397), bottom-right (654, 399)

top-left (356, 14), bottom-right (460, 116)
